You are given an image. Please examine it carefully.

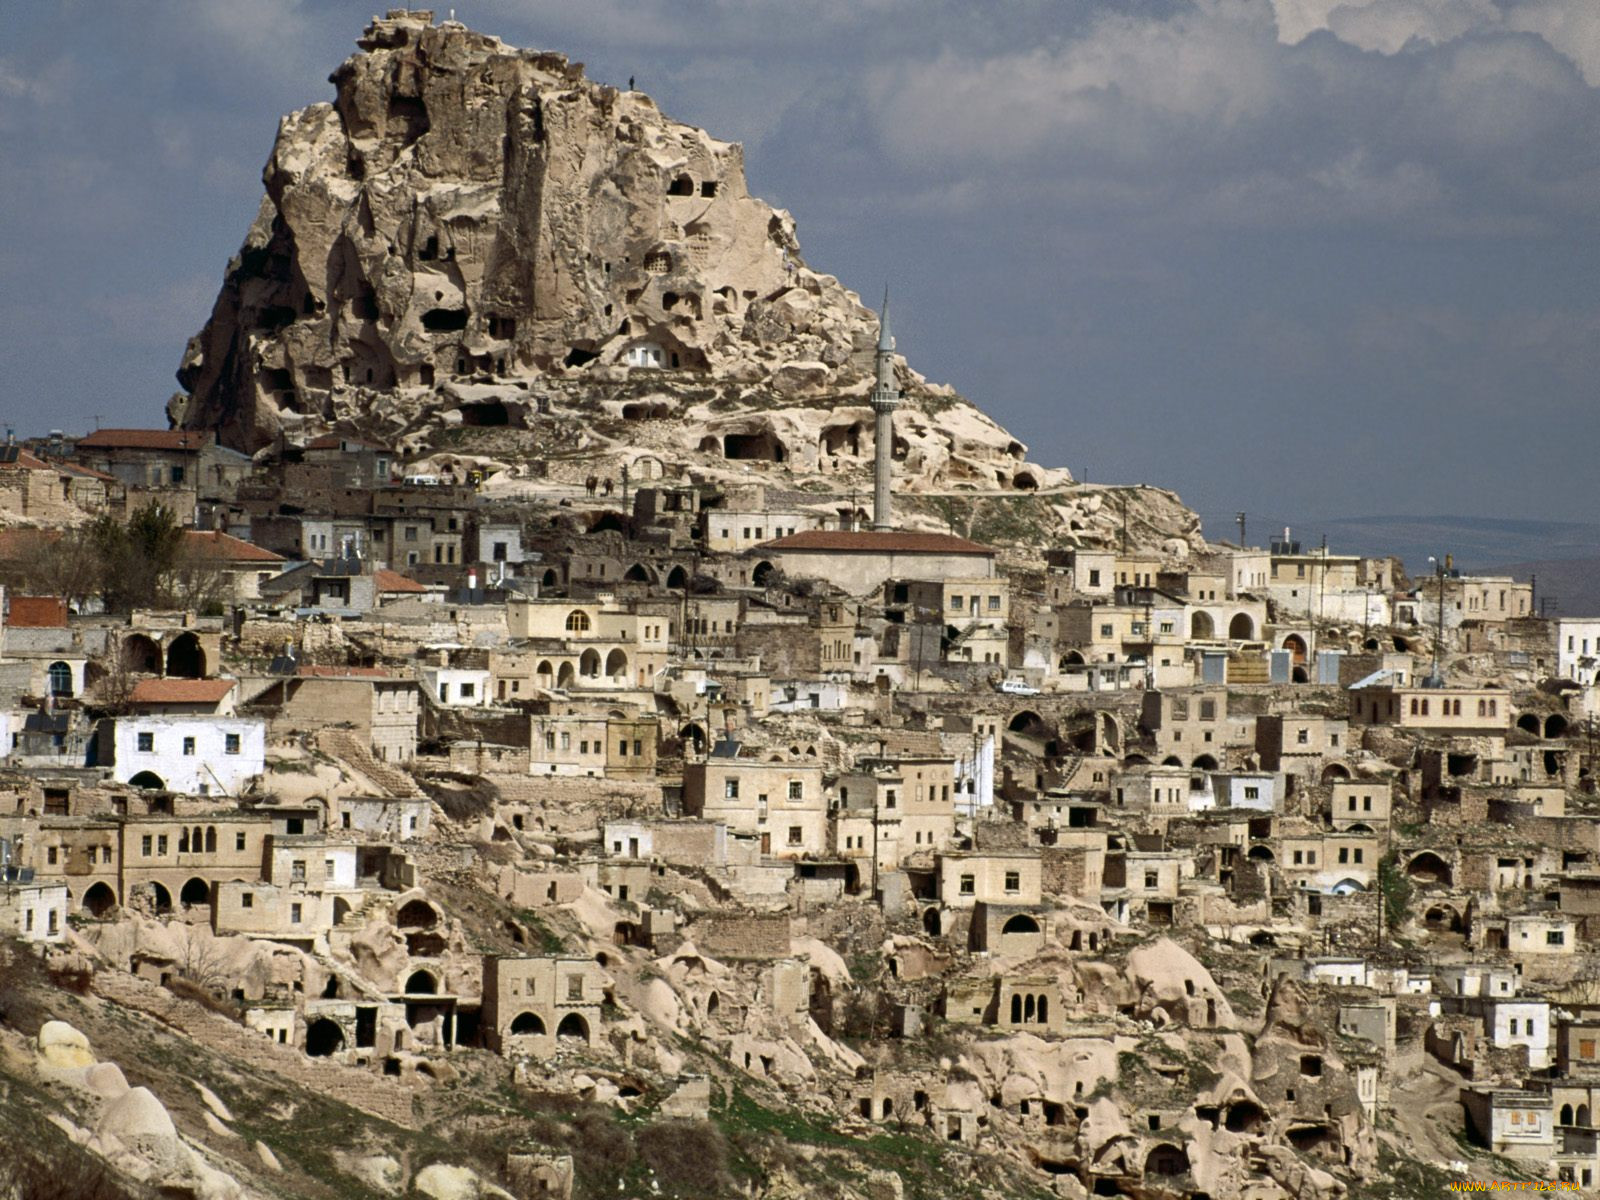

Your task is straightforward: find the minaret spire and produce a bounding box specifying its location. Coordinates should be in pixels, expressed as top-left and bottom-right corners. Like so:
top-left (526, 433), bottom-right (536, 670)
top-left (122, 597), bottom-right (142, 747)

top-left (870, 287), bottom-right (900, 532)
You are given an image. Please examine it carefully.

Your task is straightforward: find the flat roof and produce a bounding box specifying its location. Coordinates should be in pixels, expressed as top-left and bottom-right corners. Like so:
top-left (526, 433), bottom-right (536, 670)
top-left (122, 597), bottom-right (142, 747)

top-left (758, 530), bottom-right (995, 555)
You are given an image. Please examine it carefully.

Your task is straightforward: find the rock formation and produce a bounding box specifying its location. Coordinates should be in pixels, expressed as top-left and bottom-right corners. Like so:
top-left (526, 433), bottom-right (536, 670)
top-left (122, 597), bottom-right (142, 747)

top-left (170, 9), bottom-right (1076, 506)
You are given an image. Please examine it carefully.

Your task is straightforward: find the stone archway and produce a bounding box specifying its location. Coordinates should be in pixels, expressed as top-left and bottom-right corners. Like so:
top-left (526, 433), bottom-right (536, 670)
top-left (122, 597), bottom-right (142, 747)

top-left (305, 1018), bottom-right (344, 1057)
top-left (165, 632), bottom-right (206, 679)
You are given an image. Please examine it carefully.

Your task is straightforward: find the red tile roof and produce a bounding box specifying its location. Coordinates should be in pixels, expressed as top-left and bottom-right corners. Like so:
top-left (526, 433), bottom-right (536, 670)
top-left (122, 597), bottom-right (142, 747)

top-left (131, 678), bottom-right (236, 704)
top-left (77, 428), bottom-right (214, 451)
top-left (181, 529), bottom-right (284, 563)
top-left (374, 568), bottom-right (426, 593)
top-left (295, 665), bottom-right (393, 679)
top-left (0, 448), bottom-right (52, 470)
top-left (759, 530), bottom-right (996, 555)
top-left (7, 596), bottom-right (68, 627)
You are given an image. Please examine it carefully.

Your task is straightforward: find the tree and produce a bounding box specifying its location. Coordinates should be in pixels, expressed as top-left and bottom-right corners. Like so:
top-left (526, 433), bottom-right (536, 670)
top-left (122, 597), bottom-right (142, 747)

top-left (6, 527), bottom-right (101, 610)
top-left (91, 502), bottom-right (184, 613)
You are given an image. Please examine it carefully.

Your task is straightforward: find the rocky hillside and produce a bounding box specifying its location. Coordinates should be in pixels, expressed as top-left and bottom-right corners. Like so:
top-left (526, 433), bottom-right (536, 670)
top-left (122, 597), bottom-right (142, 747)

top-left (168, 10), bottom-right (1209, 551)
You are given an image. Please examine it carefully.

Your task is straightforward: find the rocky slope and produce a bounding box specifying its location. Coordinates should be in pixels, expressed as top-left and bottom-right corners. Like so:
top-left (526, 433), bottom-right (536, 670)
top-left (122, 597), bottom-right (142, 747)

top-left (169, 9), bottom-right (1205, 550)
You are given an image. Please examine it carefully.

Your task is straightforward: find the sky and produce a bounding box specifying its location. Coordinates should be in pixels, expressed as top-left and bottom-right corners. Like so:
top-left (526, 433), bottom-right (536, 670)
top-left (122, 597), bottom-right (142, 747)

top-left (2, 0), bottom-right (1597, 543)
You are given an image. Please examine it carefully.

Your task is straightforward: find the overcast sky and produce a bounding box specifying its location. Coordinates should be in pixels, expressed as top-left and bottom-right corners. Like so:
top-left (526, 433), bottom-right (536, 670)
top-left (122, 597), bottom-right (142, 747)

top-left (3, 0), bottom-right (1596, 540)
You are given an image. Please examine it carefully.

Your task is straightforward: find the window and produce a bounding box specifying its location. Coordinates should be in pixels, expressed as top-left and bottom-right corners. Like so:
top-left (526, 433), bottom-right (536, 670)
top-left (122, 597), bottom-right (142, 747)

top-left (1088, 569), bottom-right (1101, 586)
top-left (291, 860), bottom-right (306, 883)
top-left (141, 835), bottom-right (152, 857)
top-left (1580, 1039), bottom-right (1596, 1059)
top-left (241, 893), bottom-right (253, 909)
top-left (885, 789), bottom-right (897, 809)
top-left (1296, 728), bottom-right (1309, 744)
top-left (225, 733), bottom-right (241, 755)
top-left (1548, 930), bottom-right (1566, 946)
top-left (959, 874), bottom-right (975, 895)
top-left (1339, 848), bottom-right (1349, 864)
top-left (46, 847), bottom-right (57, 865)
top-left (1509, 1018), bottom-right (1520, 1035)
top-left (724, 778), bottom-right (740, 799)
top-left (1005, 871), bottom-right (1020, 893)
top-left (290, 903), bottom-right (302, 923)
top-left (157, 835), bottom-right (168, 855)
top-left (236, 832), bottom-right (247, 851)
top-left (183, 737), bottom-right (196, 756)
top-left (788, 825), bottom-right (803, 845)
top-left (565, 610), bottom-right (591, 633)
top-left (950, 595), bottom-right (962, 611)
top-left (1354, 849), bottom-right (1363, 864)
top-left (1144, 870), bottom-right (1159, 889)
top-left (1100, 624), bottom-right (1114, 637)
top-left (1244, 787), bottom-right (1259, 800)
top-left (988, 595), bottom-right (1001, 611)
top-left (137, 732), bottom-right (154, 753)
top-left (567, 975), bottom-right (584, 1001)
top-left (1199, 699), bottom-right (1216, 721)
top-left (460, 682), bottom-right (475, 699)
top-left (788, 780), bottom-right (803, 801)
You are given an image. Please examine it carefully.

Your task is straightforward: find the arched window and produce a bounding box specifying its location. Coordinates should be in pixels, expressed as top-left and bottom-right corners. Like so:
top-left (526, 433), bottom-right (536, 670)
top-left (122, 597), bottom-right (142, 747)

top-left (565, 610), bottom-right (591, 633)
top-left (47, 661), bottom-right (73, 697)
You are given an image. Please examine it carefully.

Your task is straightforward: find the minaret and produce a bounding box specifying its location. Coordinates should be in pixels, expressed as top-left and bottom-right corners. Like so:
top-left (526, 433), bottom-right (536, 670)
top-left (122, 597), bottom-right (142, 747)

top-left (869, 290), bottom-right (901, 532)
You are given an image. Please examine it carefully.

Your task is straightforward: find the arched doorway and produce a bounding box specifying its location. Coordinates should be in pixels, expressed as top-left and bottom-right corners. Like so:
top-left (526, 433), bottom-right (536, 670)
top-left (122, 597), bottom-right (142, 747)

top-left (122, 635), bottom-right (161, 674)
top-left (129, 771), bottom-right (166, 790)
top-left (579, 649), bottom-right (601, 678)
top-left (509, 1011), bottom-right (545, 1036)
top-left (1145, 1145), bottom-right (1189, 1177)
top-left (47, 661), bottom-right (73, 697)
top-left (180, 878), bottom-right (210, 907)
top-left (305, 1018), bottom-right (344, 1057)
top-left (1406, 852), bottom-right (1452, 887)
top-left (556, 662), bottom-right (576, 688)
top-left (81, 882), bottom-right (117, 916)
top-left (556, 1013), bottom-right (589, 1042)
top-left (666, 565), bottom-right (688, 589)
top-left (1008, 710), bottom-right (1048, 737)
top-left (751, 561), bottom-right (777, 587)
top-left (1282, 634), bottom-right (1308, 664)
top-left (922, 908), bottom-right (941, 937)
top-left (623, 563), bottom-right (651, 583)
top-left (1227, 614), bottom-right (1254, 640)
top-left (605, 649), bottom-right (628, 679)
top-left (149, 881), bottom-right (173, 914)
top-left (404, 969), bottom-right (438, 995)
top-left (165, 632), bottom-right (205, 679)
top-left (1001, 914), bottom-right (1040, 935)
top-left (1190, 612), bottom-right (1215, 639)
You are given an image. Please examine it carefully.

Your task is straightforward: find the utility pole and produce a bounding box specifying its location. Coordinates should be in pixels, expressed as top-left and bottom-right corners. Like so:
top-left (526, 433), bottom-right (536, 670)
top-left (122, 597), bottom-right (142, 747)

top-left (1236, 512), bottom-right (1247, 547)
